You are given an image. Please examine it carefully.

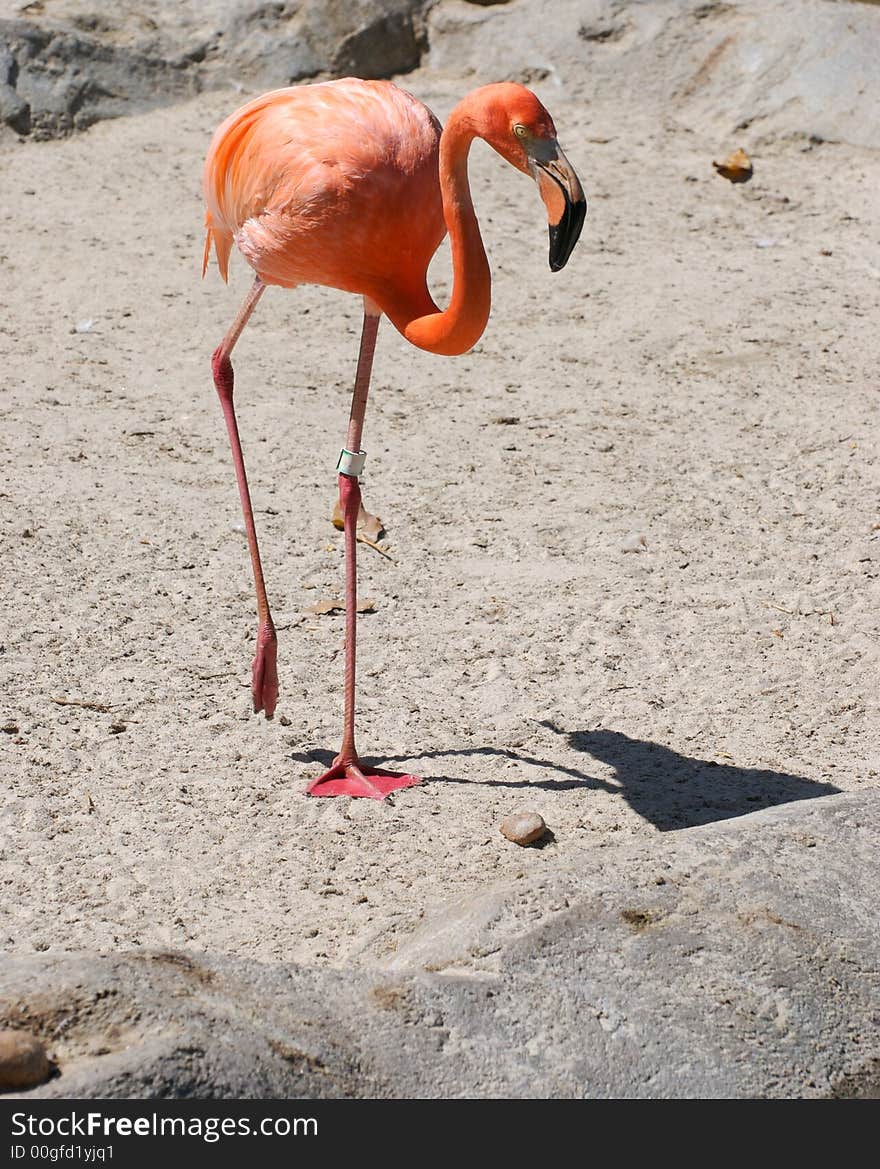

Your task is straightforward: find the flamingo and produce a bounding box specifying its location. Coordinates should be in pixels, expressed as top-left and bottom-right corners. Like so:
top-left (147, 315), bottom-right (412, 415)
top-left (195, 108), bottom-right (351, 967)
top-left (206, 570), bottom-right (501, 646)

top-left (202, 78), bottom-right (585, 799)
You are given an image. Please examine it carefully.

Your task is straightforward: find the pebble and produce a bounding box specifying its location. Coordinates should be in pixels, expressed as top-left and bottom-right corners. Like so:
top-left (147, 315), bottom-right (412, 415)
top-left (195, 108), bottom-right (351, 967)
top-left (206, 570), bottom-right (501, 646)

top-left (0, 1030), bottom-right (51, 1091)
top-left (500, 812), bottom-right (547, 847)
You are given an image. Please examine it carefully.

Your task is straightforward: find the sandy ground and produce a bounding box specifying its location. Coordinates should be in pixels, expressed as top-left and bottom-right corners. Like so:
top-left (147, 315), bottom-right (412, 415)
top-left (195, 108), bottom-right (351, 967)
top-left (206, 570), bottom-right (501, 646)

top-left (1, 65), bottom-right (878, 970)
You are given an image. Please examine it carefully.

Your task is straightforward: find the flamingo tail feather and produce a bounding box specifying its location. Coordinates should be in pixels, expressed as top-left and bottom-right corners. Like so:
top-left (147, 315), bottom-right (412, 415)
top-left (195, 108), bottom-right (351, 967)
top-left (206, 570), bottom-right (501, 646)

top-left (202, 213), bottom-right (233, 282)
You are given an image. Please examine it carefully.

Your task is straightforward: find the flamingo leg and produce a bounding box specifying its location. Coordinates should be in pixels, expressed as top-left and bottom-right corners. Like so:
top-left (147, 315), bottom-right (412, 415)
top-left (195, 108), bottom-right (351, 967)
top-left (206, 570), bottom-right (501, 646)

top-left (211, 276), bottom-right (279, 719)
top-left (307, 305), bottom-right (421, 799)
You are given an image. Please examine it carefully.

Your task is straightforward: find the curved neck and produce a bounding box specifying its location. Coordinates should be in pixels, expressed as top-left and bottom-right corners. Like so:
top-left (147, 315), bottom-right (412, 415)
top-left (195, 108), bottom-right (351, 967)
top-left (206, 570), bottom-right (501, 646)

top-left (385, 104), bottom-right (491, 357)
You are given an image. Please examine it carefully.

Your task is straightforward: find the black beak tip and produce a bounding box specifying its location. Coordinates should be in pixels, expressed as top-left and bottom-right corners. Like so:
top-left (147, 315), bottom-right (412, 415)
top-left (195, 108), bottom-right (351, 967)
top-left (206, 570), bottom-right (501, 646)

top-left (548, 197), bottom-right (587, 272)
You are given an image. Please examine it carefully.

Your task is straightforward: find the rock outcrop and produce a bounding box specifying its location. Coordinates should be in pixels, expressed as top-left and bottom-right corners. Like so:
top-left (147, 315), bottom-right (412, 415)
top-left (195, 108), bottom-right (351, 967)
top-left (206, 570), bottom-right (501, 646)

top-left (2, 1), bottom-right (879, 146)
top-left (3, 793), bottom-right (877, 1099)
top-left (0, 0), bottom-right (430, 137)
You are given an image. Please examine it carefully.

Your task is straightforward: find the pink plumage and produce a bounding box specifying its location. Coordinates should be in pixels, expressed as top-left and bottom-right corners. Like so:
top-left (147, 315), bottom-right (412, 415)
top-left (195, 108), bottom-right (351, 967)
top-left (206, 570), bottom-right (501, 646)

top-left (203, 80), bottom-right (445, 300)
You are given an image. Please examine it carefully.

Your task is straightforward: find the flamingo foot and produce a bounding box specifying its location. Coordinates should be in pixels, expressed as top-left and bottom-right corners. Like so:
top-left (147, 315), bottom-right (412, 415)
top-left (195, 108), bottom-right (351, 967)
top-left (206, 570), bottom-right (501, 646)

top-left (251, 622), bottom-right (278, 718)
top-left (306, 758), bottom-right (421, 800)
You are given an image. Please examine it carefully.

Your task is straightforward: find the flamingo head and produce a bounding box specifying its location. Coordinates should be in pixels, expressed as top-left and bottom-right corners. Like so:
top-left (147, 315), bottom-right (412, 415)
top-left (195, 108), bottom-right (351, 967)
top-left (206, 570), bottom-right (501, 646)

top-left (475, 82), bottom-right (587, 272)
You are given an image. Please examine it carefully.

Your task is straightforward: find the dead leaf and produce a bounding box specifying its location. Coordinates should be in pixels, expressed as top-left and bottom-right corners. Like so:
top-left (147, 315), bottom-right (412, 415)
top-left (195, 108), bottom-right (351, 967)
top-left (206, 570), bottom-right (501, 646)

top-left (359, 510), bottom-right (385, 544)
top-left (332, 499), bottom-right (386, 542)
top-left (331, 498), bottom-right (391, 557)
top-left (712, 148), bottom-right (753, 183)
top-left (305, 597), bottom-right (377, 616)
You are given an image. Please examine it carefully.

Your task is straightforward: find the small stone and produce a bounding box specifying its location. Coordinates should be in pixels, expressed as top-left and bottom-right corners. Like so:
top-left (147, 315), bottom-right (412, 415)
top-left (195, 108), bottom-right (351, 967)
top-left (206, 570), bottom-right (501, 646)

top-left (0, 1030), bottom-right (51, 1091)
top-left (500, 811), bottom-right (547, 847)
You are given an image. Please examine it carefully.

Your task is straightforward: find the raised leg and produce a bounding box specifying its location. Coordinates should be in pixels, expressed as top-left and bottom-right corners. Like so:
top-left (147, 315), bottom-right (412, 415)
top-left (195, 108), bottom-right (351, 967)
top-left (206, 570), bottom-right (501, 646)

top-left (307, 303), bottom-right (420, 799)
top-left (211, 276), bottom-right (278, 718)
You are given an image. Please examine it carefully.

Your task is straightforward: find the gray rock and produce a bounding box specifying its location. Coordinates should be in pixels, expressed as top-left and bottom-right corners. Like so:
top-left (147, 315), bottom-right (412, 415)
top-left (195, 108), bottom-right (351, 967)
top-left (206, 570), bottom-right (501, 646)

top-left (4, 1), bottom-right (880, 147)
top-left (214, 0), bottom-right (429, 90)
top-left (0, 17), bottom-right (201, 138)
top-left (2, 793), bottom-right (878, 1098)
top-left (426, 0), bottom-right (880, 149)
top-left (0, 1), bottom-right (430, 138)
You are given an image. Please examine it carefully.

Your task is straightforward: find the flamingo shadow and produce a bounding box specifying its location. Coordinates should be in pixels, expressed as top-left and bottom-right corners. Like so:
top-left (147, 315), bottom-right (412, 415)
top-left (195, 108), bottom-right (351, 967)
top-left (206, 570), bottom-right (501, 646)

top-left (290, 744), bottom-right (610, 793)
top-left (292, 724), bottom-right (841, 831)
top-left (537, 723), bottom-right (841, 830)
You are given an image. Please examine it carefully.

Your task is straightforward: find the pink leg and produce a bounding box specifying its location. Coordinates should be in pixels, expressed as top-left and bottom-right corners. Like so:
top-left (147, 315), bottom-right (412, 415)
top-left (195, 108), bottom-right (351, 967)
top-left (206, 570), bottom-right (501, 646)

top-left (307, 305), bottom-right (420, 799)
top-left (211, 276), bottom-right (278, 719)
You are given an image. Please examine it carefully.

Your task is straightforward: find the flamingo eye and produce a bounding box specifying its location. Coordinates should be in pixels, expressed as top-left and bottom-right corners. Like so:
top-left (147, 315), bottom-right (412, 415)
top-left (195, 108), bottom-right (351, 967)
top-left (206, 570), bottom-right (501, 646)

top-left (513, 124), bottom-right (528, 139)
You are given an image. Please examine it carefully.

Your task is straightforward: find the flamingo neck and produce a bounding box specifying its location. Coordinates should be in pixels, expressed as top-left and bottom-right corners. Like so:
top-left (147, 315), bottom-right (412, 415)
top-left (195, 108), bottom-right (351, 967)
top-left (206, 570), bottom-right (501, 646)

top-left (387, 105), bottom-right (491, 357)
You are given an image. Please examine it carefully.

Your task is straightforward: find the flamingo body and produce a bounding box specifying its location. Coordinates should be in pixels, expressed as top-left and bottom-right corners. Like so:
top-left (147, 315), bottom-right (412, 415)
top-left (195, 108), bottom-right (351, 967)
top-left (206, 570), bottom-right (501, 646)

top-left (204, 80), bottom-right (445, 309)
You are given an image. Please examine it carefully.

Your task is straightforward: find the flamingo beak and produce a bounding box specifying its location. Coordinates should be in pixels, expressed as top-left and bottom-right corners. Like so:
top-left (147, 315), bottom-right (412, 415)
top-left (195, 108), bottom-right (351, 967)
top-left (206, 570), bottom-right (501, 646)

top-left (531, 141), bottom-right (587, 272)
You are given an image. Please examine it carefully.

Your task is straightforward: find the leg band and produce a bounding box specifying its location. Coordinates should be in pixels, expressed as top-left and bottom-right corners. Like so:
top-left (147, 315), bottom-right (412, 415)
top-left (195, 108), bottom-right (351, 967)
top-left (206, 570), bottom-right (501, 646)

top-left (337, 448), bottom-right (366, 477)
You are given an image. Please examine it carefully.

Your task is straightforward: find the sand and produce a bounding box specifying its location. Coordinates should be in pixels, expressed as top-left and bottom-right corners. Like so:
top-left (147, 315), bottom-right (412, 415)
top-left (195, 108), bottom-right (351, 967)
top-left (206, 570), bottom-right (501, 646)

top-left (1, 12), bottom-right (878, 975)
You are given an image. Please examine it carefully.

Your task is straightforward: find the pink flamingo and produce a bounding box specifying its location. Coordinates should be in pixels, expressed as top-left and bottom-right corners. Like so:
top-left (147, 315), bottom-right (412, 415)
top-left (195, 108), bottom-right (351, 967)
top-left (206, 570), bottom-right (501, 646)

top-left (203, 78), bottom-right (585, 799)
